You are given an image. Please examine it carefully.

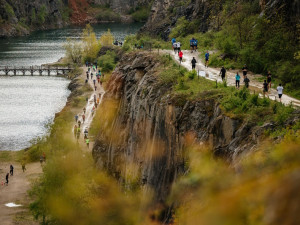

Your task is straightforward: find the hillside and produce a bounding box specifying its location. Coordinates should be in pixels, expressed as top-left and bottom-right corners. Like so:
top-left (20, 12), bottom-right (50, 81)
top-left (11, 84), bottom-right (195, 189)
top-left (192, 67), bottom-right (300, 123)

top-left (0, 0), bottom-right (151, 37)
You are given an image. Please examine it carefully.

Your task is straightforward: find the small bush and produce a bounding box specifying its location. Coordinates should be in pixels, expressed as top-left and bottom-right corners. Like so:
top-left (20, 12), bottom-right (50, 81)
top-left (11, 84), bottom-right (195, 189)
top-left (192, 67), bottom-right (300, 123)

top-left (97, 51), bottom-right (117, 72)
top-left (131, 7), bottom-right (150, 22)
top-left (96, 9), bottom-right (121, 22)
top-left (187, 70), bottom-right (196, 80)
top-left (4, 3), bottom-right (15, 18)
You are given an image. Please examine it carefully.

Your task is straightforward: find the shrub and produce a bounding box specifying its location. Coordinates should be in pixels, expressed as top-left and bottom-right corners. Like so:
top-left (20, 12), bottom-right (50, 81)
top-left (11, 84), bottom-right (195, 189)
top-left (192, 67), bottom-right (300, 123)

top-left (96, 9), bottom-right (121, 22)
top-left (187, 70), bottom-right (196, 80)
top-left (4, 3), bottom-right (15, 19)
top-left (97, 51), bottom-right (117, 72)
top-left (37, 5), bottom-right (47, 24)
top-left (131, 7), bottom-right (150, 22)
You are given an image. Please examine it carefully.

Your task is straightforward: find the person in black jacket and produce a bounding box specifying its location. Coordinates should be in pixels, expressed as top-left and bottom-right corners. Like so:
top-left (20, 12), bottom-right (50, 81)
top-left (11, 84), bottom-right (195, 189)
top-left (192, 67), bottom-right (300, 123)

top-left (191, 57), bottom-right (197, 70)
top-left (220, 66), bottom-right (226, 81)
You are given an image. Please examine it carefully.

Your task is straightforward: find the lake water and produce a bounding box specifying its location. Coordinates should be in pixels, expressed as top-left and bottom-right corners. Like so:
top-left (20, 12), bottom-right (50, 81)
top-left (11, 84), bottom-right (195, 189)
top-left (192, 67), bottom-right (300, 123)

top-left (0, 23), bottom-right (143, 150)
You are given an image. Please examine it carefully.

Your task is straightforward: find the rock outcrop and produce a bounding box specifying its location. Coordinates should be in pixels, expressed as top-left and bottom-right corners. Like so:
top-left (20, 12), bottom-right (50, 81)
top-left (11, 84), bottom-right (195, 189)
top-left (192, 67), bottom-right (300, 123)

top-left (92, 52), bottom-right (266, 202)
top-left (142, 0), bottom-right (300, 40)
top-left (88, 0), bottom-right (149, 14)
top-left (0, 0), bottom-right (69, 37)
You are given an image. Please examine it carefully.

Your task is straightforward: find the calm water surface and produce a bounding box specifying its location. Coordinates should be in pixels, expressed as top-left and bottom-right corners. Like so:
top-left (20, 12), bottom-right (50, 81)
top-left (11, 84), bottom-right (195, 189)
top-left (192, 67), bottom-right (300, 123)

top-left (0, 23), bottom-right (143, 150)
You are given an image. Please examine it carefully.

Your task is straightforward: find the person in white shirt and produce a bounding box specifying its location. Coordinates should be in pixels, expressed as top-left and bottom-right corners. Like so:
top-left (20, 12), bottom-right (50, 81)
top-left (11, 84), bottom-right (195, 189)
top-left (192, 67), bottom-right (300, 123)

top-left (173, 42), bottom-right (178, 53)
top-left (176, 42), bottom-right (181, 53)
top-left (277, 84), bottom-right (284, 102)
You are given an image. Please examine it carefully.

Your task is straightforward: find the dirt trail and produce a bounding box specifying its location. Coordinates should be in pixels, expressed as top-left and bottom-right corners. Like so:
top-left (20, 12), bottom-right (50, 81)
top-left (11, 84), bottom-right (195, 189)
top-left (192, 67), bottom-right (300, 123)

top-left (0, 162), bottom-right (42, 225)
top-left (73, 66), bottom-right (105, 150)
top-left (163, 50), bottom-right (300, 107)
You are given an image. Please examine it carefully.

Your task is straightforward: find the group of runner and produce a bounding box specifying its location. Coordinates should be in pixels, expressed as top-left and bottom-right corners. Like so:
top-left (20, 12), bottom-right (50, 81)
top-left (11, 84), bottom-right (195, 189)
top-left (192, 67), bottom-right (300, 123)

top-left (171, 37), bottom-right (285, 101)
top-left (74, 63), bottom-right (104, 148)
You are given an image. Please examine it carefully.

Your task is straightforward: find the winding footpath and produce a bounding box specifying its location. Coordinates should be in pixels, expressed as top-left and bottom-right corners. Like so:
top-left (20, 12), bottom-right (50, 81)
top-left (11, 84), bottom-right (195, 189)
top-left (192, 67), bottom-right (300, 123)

top-left (74, 66), bottom-right (105, 150)
top-left (163, 50), bottom-right (300, 107)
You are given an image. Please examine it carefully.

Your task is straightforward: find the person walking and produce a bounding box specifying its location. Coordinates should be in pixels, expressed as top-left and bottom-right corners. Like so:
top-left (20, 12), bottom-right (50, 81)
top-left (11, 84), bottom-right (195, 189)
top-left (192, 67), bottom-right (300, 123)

top-left (10, 165), bottom-right (14, 176)
top-left (84, 128), bottom-right (88, 139)
top-left (5, 173), bottom-right (9, 185)
top-left (173, 42), bottom-right (178, 53)
top-left (190, 38), bottom-right (194, 53)
top-left (178, 50), bottom-right (183, 63)
top-left (176, 42), bottom-right (181, 53)
top-left (191, 57), bottom-right (197, 70)
top-left (235, 72), bottom-right (241, 88)
top-left (82, 114), bottom-right (85, 123)
top-left (277, 84), bottom-right (284, 102)
top-left (193, 39), bottom-right (198, 52)
top-left (78, 120), bottom-right (82, 128)
top-left (74, 124), bottom-right (78, 137)
top-left (86, 138), bottom-right (90, 149)
top-left (220, 66), bottom-right (226, 81)
top-left (267, 72), bottom-right (272, 90)
top-left (22, 163), bottom-right (26, 172)
top-left (171, 38), bottom-right (176, 48)
top-left (242, 64), bottom-right (248, 78)
top-left (205, 51), bottom-right (209, 68)
top-left (244, 75), bottom-right (250, 88)
top-left (83, 107), bottom-right (86, 114)
top-left (263, 80), bottom-right (268, 97)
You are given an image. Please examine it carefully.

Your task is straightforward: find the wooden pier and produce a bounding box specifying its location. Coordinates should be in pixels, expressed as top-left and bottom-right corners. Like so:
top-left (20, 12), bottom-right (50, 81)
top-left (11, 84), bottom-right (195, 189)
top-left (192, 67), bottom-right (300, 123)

top-left (0, 66), bottom-right (73, 76)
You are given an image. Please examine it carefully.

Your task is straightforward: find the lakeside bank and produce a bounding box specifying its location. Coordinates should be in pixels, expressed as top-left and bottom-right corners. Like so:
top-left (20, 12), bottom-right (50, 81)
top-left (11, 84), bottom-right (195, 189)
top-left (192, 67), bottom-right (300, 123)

top-left (0, 62), bottom-right (102, 224)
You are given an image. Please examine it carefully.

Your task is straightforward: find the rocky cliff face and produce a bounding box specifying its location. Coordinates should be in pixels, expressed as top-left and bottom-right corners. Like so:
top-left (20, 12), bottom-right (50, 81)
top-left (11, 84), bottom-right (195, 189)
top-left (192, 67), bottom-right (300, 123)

top-left (142, 0), bottom-right (300, 40)
top-left (89, 0), bottom-right (149, 13)
top-left (92, 52), bottom-right (267, 201)
top-left (0, 0), bottom-right (69, 37)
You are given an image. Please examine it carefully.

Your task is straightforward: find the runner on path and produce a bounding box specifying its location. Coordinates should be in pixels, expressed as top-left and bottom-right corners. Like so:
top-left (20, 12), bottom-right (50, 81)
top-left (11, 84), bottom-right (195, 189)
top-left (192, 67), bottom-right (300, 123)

top-left (179, 50), bottom-right (183, 63)
top-left (235, 72), bottom-right (241, 88)
top-left (83, 107), bottom-right (86, 114)
top-left (263, 80), bottom-right (268, 97)
top-left (193, 39), bottom-right (198, 52)
top-left (190, 38), bottom-right (194, 53)
top-left (172, 38), bottom-right (176, 49)
top-left (242, 64), bottom-right (248, 78)
top-left (74, 124), bottom-right (77, 137)
top-left (22, 163), bottom-right (26, 172)
top-left (205, 51), bottom-right (209, 68)
top-left (191, 57), bottom-right (197, 70)
top-left (75, 114), bottom-right (78, 122)
top-left (220, 66), bottom-right (226, 81)
top-left (277, 84), bottom-right (284, 103)
top-left (267, 72), bottom-right (272, 90)
top-left (244, 75), bottom-right (250, 88)
top-left (10, 165), bottom-right (14, 176)
top-left (5, 173), bottom-right (9, 185)
top-left (84, 128), bottom-right (88, 139)
top-left (86, 138), bottom-right (90, 148)
top-left (82, 114), bottom-right (85, 123)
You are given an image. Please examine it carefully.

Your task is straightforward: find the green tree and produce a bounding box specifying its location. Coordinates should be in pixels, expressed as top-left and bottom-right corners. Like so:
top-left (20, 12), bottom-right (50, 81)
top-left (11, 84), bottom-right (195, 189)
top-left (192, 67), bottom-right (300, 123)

top-left (64, 38), bottom-right (83, 64)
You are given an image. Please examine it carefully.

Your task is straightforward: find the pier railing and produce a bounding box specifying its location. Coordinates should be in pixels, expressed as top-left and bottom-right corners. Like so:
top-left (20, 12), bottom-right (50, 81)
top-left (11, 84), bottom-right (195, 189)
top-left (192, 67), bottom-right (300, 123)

top-left (0, 66), bottom-right (73, 76)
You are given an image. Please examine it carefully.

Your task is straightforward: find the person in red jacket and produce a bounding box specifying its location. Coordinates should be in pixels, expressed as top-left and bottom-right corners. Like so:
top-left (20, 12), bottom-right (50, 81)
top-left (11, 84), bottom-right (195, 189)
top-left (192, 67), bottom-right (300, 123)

top-left (178, 50), bottom-right (183, 63)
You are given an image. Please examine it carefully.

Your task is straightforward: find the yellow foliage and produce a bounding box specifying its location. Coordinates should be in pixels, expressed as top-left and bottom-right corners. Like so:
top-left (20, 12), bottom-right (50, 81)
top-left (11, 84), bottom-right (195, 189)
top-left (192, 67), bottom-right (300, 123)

top-left (100, 29), bottom-right (114, 46)
top-left (82, 24), bottom-right (101, 61)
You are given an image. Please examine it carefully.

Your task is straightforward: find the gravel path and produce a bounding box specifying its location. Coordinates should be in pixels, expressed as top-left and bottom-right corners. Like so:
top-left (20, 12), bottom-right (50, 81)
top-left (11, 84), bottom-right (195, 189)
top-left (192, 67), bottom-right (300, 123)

top-left (163, 50), bottom-right (300, 107)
